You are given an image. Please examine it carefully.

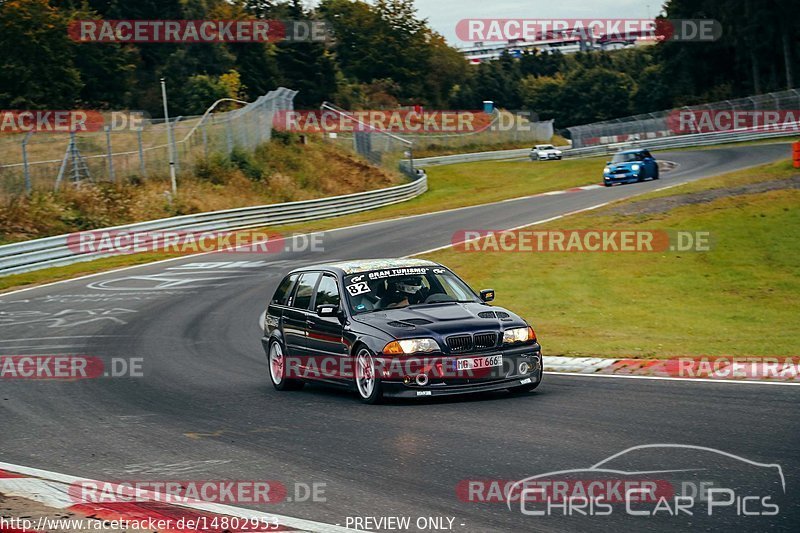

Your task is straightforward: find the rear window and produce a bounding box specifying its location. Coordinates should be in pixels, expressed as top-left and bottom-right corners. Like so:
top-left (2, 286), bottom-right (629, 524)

top-left (271, 274), bottom-right (298, 306)
top-left (292, 272), bottom-right (320, 310)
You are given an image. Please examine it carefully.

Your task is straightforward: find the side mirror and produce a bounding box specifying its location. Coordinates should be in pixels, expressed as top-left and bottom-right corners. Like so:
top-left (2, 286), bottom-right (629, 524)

top-left (316, 304), bottom-right (339, 318)
top-left (606, 161), bottom-right (612, 165)
top-left (480, 289), bottom-right (495, 302)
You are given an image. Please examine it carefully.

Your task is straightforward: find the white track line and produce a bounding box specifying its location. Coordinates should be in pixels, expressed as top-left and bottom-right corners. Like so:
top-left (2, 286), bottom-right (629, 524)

top-left (0, 462), bottom-right (365, 533)
top-left (405, 202), bottom-right (612, 257)
top-left (544, 371), bottom-right (800, 386)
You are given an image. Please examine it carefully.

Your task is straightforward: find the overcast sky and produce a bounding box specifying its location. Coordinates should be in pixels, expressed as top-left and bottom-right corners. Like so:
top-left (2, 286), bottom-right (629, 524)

top-left (410, 0), bottom-right (664, 45)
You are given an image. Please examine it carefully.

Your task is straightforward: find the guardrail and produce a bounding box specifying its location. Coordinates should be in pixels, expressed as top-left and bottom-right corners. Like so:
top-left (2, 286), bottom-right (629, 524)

top-left (415, 148), bottom-right (531, 167)
top-left (415, 125), bottom-right (799, 167)
top-left (564, 124), bottom-right (800, 158)
top-left (0, 175), bottom-right (427, 277)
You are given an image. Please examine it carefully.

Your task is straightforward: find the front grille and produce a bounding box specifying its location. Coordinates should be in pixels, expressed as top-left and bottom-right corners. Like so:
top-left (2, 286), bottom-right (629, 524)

top-left (474, 332), bottom-right (498, 349)
top-left (613, 169), bottom-right (628, 175)
top-left (446, 335), bottom-right (473, 353)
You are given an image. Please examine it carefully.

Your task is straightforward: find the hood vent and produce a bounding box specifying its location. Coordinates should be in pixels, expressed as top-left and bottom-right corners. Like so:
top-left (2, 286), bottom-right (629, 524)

top-left (387, 321), bottom-right (415, 329)
top-left (386, 318), bottom-right (434, 329)
top-left (478, 310), bottom-right (510, 319)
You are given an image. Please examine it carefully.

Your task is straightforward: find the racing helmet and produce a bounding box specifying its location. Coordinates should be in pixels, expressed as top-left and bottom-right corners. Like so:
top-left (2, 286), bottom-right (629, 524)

top-left (395, 276), bottom-right (424, 295)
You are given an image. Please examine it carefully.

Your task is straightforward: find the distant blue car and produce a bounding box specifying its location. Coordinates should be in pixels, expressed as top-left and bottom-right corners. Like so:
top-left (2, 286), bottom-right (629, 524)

top-left (603, 149), bottom-right (659, 186)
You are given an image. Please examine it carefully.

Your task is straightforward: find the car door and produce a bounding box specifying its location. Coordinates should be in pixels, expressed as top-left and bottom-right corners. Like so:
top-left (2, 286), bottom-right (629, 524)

top-left (305, 273), bottom-right (349, 384)
top-left (282, 272), bottom-right (320, 364)
top-left (642, 150), bottom-right (656, 177)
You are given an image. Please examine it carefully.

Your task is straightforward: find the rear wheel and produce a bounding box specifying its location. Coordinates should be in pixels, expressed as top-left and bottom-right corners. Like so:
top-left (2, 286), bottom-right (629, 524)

top-left (268, 340), bottom-right (303, 391)
top-left (652, 166), bottom-right (660, 179)
top-left (354, 346), bottom-right (383, 404)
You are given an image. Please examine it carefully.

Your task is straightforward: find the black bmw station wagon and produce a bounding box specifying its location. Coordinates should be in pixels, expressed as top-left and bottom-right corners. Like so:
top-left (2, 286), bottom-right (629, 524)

top-left (262, 259), bottom-right (543, 403)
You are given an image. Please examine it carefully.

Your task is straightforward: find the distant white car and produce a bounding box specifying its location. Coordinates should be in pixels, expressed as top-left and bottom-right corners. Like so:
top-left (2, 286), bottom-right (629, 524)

top-left (530, 144), bottom-right (562, 161)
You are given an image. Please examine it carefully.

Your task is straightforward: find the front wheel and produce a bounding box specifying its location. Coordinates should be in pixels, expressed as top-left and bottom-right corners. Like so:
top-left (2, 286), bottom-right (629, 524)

top-left (268, 340), bottom-right (304, 391)
top-left (354, 347), bottom-right (383, 404)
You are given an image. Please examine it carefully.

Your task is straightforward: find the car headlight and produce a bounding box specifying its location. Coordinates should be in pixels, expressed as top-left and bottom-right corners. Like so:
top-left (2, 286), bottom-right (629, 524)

top-left (603, 166), bottom-right (610, 173)
top-left (383, 338), bottom-right (441, 354)
top-left (503, 326), bottom-right (536, 344)
top-left (631, 164), bottom-right (640, 171)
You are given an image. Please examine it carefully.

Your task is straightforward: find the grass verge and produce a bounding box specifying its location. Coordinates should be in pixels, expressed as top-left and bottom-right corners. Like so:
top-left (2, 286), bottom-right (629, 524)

top-left (0, 156), bottom-right (606, 292)
top-left (420, 158), bottom-right (799, 358)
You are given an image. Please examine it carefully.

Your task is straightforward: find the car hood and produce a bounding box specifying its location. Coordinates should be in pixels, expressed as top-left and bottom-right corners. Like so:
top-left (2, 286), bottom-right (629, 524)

top-left (351, 302), bottom-right (527, 340)
top-left (607, 162), bottom-right (639, 171)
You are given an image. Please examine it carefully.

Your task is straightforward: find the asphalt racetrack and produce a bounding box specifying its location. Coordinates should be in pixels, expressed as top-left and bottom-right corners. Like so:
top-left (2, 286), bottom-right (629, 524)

top-left (1, 143), bottom-right (797, 532)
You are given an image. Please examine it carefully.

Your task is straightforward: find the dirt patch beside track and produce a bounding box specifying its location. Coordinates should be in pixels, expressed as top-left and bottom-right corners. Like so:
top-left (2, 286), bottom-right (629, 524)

top-left (607, 175), bottom-right (800, 216)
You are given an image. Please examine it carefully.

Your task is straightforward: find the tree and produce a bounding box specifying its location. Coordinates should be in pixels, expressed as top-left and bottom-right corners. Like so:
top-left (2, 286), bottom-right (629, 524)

top-left (0, 0), bottom-right (82, 108)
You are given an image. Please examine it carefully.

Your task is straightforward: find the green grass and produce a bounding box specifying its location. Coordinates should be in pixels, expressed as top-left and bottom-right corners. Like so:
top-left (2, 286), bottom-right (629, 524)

top-left (421, 159), bottom-right (800, 358)
top-left (0, 156), bottom-right (605, 292)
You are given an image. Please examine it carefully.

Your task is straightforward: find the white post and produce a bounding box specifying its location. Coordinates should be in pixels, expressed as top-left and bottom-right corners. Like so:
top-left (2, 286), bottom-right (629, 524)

top-left (161, 78), bottom-right (177, 195)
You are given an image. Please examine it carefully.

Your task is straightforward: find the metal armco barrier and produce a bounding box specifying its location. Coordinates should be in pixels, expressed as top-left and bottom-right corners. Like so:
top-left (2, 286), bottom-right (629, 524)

top-left (0, 175), bottom-right (427, 277)
top-left (415, 124), bottom-right (800, 167)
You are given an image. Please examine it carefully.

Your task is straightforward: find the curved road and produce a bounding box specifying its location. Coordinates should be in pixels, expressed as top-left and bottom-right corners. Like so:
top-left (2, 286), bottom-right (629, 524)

top-left (1, 143), bottom-right (797, 532)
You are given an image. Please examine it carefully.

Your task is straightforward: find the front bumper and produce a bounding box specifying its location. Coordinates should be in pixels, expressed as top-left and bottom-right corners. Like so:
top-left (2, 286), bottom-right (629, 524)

top-left (604, 172), bottom-right (639, 184)
top-left (378, 343), bottom-right (542, 398)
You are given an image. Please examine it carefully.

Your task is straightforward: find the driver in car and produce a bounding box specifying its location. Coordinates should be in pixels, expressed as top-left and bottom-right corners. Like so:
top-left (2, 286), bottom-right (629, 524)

top-left (382, 276), bottom-right (427, 308)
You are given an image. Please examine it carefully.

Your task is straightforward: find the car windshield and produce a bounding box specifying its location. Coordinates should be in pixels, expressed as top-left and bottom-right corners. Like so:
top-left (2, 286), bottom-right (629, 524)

top-left (612, 152), bottom-right (644, 163)
top-left (344, 266), bottom-right (478, 314)
top-left (537, 145), bottom-right (555, 150)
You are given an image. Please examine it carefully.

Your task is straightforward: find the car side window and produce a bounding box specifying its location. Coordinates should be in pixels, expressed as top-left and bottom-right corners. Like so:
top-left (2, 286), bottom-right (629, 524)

top-left (292, 272), bottom-right (321, 310)
top-left (271, 274), bottom-right (298, 306)
top-left (314, 275), bottom-right (341, 308)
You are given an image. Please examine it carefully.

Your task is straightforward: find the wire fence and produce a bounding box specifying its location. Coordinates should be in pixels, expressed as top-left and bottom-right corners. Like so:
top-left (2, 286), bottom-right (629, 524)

top-left (0, 88), bottom-right (297, 196)
top-left (316, 105), bottom-right (554, 177)
top-left (568, 88), bottom-right (800, 148)
top-left (319, 102), bottom-right (417, 178)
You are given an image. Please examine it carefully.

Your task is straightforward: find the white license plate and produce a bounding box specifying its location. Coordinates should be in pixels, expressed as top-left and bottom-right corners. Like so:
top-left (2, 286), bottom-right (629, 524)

top-left (455, 355), bottom-right (503, 371)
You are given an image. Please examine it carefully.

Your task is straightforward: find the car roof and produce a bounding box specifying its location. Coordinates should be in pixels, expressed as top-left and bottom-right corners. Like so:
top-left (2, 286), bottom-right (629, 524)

top-left (290, 258), bottom-right (441, 276)
top-left (618, 148), bottom-right (648, 154)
